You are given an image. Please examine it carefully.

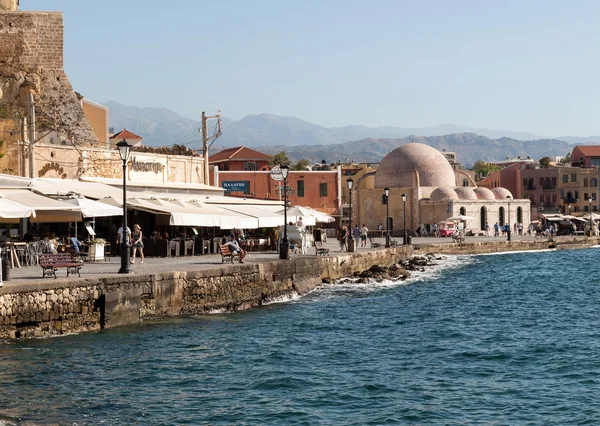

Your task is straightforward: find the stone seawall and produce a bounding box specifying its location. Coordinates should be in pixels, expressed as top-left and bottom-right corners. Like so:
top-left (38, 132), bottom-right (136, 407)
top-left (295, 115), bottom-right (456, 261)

top-left (414, 236), bottom-right (600, 255)
top-left (0, 247), bottom-right (414, 339)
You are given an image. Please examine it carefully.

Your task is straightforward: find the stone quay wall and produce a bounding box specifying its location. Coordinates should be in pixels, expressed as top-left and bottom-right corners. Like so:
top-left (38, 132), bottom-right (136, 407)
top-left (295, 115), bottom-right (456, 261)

top-left (0, 247), bottom-right (414, 339)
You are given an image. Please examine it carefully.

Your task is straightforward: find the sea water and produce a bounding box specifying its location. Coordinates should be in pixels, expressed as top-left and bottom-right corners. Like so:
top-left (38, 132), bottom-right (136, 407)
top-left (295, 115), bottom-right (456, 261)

top-left (1, 248), bottom-right (600, 424)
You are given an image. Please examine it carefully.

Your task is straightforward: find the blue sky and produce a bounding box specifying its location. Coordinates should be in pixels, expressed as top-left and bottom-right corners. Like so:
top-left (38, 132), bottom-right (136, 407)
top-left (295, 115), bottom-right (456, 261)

top-left (22, 0), bottom-right (600, 136)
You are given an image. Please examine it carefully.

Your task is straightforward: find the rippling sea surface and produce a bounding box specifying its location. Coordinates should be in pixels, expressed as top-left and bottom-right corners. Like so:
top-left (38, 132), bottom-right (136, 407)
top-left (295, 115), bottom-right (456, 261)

top-left (2, 248), bottom-right (600, 425)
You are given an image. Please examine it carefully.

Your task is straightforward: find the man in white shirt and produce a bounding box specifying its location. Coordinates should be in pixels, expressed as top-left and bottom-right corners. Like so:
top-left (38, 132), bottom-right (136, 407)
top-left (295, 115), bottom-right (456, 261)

top-left (296, 217), bottom-right (304, 228)
top-left (117, 222), bottom-right (131, 253)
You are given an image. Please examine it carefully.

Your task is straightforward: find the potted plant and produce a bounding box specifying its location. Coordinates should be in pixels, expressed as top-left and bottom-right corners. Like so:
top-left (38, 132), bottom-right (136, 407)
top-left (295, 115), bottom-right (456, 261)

top-left (88, 238), bottom-right (106, 261)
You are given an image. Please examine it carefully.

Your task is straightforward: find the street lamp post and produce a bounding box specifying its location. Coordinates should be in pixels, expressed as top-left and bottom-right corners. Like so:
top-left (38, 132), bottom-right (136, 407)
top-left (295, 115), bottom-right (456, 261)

top-left (117, 138), bottom-right (132, 274)
top-left (279, 165), bottom-right (290, 260)
top-left (347, 178), bottom-right (355, 252)
top-left (589, 197), bottom-right (593, 236)
top-left (402, 193), bottom-right (408, 245)
top-left (384, 187), bottom-right (390, 247)
top-left (506, 195), bottom-right (512, 242)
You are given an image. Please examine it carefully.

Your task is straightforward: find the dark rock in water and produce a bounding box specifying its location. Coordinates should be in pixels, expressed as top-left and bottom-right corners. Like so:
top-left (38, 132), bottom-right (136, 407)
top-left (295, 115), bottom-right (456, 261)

top-left (322, 277), bottom-right (331, 284)
top-left (369, 265), bottom-right (386, 274)
top-left (359, 270), bottom-right (374, 278)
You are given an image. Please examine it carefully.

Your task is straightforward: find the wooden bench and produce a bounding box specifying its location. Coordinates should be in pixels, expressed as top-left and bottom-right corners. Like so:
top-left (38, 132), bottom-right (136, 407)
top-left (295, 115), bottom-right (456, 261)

top-left (39, 252), bottom-right (84, 279)
top-left (220, 244), bottom-right (241, 264)
top-left (315, 242), bottom-right (330, 256)
top-left (369, 237), bottom-right (382, 249)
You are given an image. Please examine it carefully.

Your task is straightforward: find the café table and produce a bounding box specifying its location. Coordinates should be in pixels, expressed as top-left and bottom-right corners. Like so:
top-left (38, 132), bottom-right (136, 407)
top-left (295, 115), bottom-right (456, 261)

top-left (5, 242), bottom-right (27, 268)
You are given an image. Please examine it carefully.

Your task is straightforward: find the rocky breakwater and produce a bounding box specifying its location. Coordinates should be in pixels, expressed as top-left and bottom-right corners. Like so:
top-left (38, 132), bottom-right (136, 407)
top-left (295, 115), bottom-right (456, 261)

top-left (334, 254), bottom-right (442, 284)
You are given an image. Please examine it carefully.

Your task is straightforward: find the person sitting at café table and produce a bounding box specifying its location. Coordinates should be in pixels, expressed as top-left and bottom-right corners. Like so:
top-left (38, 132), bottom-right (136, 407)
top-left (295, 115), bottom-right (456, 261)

top-left (47, 232), bottom-right (58, 253)
top-left (21, 232), bottom-right (33, 243)
top-left (67, 232), bottom-right (82, 253)
top-left (296, 216), bottom-right (304, 228)
top-left (226, 235), bottom-right (246, 263)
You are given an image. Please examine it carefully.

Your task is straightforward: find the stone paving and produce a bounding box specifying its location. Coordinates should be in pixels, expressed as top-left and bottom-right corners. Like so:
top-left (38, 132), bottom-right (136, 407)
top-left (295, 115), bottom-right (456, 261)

top-left (0, 233), bottom-right (557, 287)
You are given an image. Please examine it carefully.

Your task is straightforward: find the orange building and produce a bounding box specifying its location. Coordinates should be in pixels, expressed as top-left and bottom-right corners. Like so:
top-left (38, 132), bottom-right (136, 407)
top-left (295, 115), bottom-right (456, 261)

top-left (214, 169), bottom-right (341, 217)
top-left (209, 146), bottom-right (272, 172)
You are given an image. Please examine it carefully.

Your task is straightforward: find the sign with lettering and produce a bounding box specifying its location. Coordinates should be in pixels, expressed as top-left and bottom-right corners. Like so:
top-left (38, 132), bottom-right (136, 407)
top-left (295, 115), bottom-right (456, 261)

top-left (128, 155), bottom-right (167, 182)
top-left (223, 181), bottom-right (249, 193)
top-left (270, 168), bottom-right (285, 181)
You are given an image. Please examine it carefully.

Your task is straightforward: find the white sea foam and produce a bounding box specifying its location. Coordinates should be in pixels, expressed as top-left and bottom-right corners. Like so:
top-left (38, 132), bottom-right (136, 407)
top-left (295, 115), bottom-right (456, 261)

top-left (306, 254), bottom-right (475, 301)
top-left (262, 292), bottom-right (300, 305)
top-left (476, 248), bottom-right (556, 257)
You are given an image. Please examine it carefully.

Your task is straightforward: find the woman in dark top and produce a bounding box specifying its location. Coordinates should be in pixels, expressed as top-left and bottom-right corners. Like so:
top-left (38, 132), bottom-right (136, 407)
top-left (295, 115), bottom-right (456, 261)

top-left (131, 224), bottom-right (144, 264)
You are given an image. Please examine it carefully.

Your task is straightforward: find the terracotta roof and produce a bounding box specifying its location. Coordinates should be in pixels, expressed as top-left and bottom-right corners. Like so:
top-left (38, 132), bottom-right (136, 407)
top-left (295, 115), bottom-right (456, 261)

top-left (110, 129), bottom-right (144, 141)
top-left (209, 146), bottom-right (273, 163)
top-left (573, 146), bottom-right (600, 157)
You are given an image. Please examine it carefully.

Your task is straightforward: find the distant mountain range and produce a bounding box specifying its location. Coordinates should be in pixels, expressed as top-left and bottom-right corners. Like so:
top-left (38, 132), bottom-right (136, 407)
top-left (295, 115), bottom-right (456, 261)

top-left (252, 134), bottom-right (572, 168)
top-left (103, 101), bottom-right (594, 166)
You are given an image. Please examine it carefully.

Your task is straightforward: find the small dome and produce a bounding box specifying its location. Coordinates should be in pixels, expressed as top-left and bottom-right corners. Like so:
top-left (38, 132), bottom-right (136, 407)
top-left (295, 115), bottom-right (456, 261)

top-left (454, 187), bottom-right (477, 200)
top-left (430, 186), bottom-right (459, 201)
top-left (473, 187), bottom-right (496, 200)
top-left (374, 143), bottom-right (455, 188)
top-left (492, 187), bottom-right (513, 199)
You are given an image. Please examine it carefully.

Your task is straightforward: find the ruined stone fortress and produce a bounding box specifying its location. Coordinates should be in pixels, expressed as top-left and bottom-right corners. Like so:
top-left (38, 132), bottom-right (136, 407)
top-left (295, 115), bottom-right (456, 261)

top-left (0, 0), bottom-right (207, 187)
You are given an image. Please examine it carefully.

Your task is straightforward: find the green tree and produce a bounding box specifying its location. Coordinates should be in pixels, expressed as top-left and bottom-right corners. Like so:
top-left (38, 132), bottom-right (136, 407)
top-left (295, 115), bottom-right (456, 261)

top-left (560, 153), bottom-right (571, 164)
top-left (473, 161), bottom-right (501, 178)
top-left (539, 156), bottom-right (551, 167)
top-left (292, 159), bottom-right (311, 171)
top-left (269, 151), bottom-right (290, 167)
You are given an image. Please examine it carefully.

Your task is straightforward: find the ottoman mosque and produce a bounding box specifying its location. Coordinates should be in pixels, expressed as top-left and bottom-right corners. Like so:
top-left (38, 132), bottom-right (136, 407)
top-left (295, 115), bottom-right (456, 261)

top-left (354, 143), bottom-right (530, 235)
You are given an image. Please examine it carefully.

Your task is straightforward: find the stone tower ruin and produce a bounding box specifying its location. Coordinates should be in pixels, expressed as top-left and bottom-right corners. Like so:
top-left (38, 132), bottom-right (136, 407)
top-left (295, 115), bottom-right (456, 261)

top-left (0, 1), bottom-right (95, 146)
top-left (0, 0), bottom-right (18, 11)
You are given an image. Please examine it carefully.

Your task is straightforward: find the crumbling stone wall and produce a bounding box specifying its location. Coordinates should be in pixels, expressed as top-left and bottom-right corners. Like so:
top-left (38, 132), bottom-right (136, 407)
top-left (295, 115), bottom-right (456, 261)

top-left (0, 10), bottom-right (96, 146)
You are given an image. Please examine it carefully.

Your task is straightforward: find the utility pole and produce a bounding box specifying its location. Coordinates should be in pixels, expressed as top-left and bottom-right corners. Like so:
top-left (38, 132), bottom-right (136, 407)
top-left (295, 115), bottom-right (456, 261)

top-left (20, 117), bottom-right (26, 177)
top-left (28, 93), bottom-right (36, 178)
top-left (202, 110), bottom-right (222, 185)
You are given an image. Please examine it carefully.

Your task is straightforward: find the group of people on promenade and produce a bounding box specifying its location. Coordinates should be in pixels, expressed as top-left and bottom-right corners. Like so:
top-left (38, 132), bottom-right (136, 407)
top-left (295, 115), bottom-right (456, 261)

top-left (337, 224), bottom-right (369, 251)
top-left (117, 223), bottom-right (145, 264)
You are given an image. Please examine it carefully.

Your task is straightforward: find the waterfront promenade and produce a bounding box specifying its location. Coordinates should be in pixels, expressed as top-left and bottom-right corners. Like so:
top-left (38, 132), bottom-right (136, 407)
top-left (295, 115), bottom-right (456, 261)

top-left (0, 233), bottom-right (584, 288)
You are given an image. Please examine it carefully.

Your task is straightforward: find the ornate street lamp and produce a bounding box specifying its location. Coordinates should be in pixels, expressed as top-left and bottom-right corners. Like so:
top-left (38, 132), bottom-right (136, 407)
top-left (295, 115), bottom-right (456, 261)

top-left (589, 197), bottom-right (593, 236)
top-left (402, 193), bottom-right (408, 245)
top-left (384, 187), bottom-right (390, 247)
top-left (347, 178), bottom-right (355, 252)
top-left (507, 195), bottom-right (512, 242)
top-left (117, 138), bottom-right (132, 273)
top-left (279, 165), bottom-right (290, 260)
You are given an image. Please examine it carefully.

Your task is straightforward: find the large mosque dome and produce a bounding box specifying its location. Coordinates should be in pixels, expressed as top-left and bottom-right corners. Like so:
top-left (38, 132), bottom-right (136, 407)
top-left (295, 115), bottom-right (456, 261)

top-left (374, 143), bottom-right (456, 188)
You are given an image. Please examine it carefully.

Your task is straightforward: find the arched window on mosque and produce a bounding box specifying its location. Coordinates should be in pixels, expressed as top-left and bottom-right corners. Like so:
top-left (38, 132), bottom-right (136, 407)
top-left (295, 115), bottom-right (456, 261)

top-left (459, 207), bottom-right (466, 216)
top-left (499, 207), bottom-right (505, 225)
top-left (463, 178), bottom-right (469, 187)
top-left (517, 207), bottom-right (523, 223)
top-left (480, 207), bottom-right (487, 230)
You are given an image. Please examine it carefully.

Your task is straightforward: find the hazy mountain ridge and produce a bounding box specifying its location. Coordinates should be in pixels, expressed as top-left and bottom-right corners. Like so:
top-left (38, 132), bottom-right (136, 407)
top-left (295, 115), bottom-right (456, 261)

top-left (106, 101), bottom-right (572, 148)
top-left (246, 133), bottom-right (572, 168)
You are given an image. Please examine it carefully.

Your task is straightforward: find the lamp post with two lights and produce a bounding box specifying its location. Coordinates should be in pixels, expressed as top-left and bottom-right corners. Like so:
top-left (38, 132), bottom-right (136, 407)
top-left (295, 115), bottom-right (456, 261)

top-left (506, 195), bottom-right (512, 242)
top-left (384, 187), bottom-right (390, 247)
top-left (402, 193), bottom-right (408, 245)
top-left (117, 139), bottom-right (132, 274)
top-left (347, 178), bottom-right (355, 252)
top-left (279, 165), bottom-right (290, 260)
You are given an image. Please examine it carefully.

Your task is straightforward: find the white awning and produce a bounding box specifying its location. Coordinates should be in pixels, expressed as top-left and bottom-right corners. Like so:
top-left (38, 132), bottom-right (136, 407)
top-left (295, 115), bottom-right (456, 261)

top-left (0, 193), bottom-right (36, 219)
top-left (32, 178), bottom-right (123, 200)
top-left (61, 197), bottom-right (123, 218)
top-left (212, 204), bottom-right (284, 227)
top-left (1, 190), bottom-right (82, 223)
